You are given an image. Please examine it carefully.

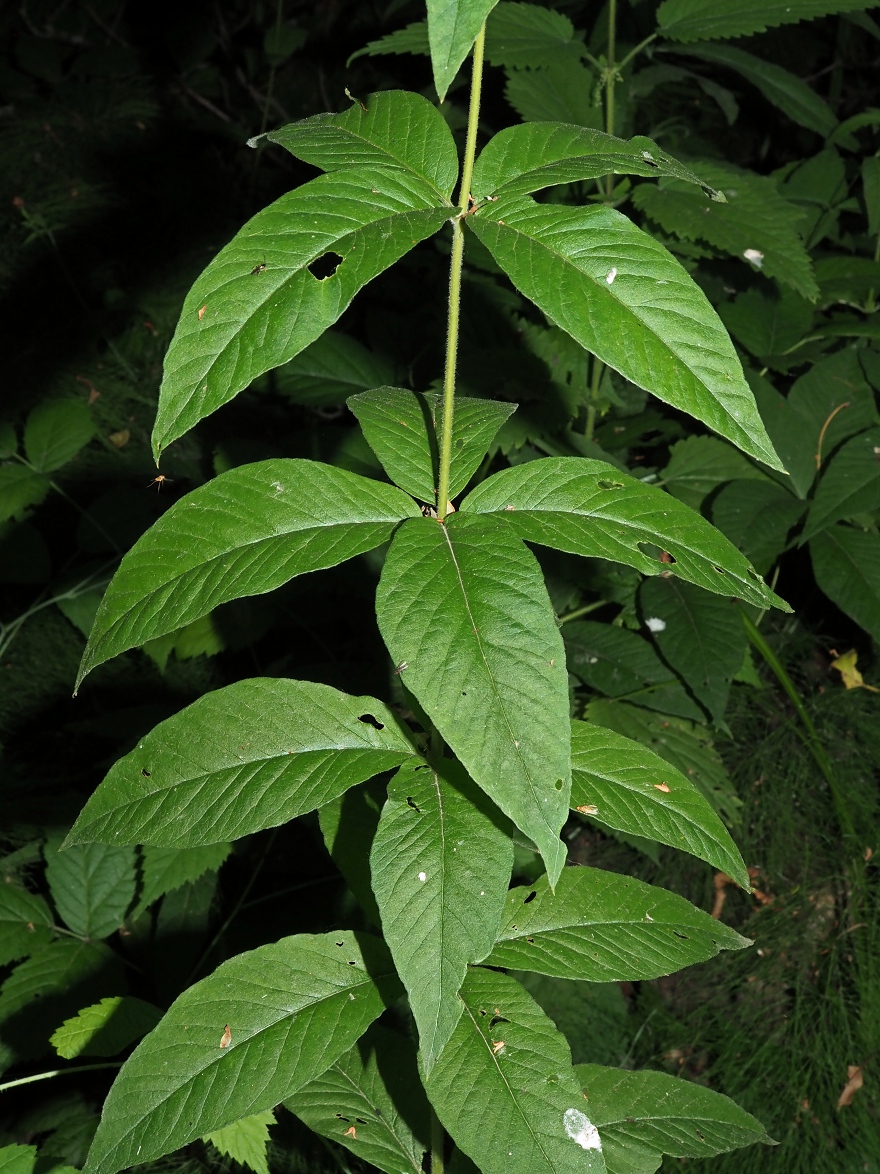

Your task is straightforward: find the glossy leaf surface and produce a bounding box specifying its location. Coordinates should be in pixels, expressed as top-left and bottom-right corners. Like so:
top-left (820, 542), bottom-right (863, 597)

top-left (427, 0), bottom-right (500, 101)
top-left (656, 0), bottom-right (873, 42)
top-left (67, 679), bottom-right (418, 848)
top-left (77, 460), bottom-right (420, 686)
top-left (376, 514), bottom-right (570, 885)
top-left (810, 524), bottom-right (880, 643)
top-left (44, 840), bottom-right (136, 940)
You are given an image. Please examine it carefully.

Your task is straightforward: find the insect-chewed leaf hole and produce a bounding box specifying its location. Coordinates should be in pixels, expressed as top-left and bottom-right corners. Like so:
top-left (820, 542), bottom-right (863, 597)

top-left (358, 713), bottom-right (385, 730)
top-left (597, 479), bottom-right (625, 490)
top-left (638, 542), bottom-right (677, 565)
top-left (523, 891), bottom-right (537, 905)
top-left (141, 768), bottom-right (151, 777)
top-left (673, 931), bottom-right (689, 940)
top-left (406, 796), bottom-right (421, 812)
top-left (308, 251), bottom-right (343, 280)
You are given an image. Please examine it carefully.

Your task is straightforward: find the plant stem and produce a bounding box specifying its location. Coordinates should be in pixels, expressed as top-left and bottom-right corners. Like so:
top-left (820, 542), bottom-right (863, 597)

top-left (0, 1062), bottom-right (122, 1092)
top-left (558, 598), bottom-right (608, 624)
top-left (604, 0), bottom-right (618, 197)
top-left (585, 355), bottom-right (605, 441)
top-left (436, 23), bottom-right (486, 523)
top-left (431, 1108), bottom-right (445, 1174)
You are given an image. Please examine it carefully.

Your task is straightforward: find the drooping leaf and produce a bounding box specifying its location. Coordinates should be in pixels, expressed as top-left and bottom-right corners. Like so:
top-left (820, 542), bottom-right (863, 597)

top-left (67, 679), bottom-right (418, 849)
top-left (0, 463), bottom-right (51, 523)
top-left (472, 124), bottom-right (724, 202)
top-left (426, 0), bottom-right (500, 101)
top-left (133, 843), bottom-right (232, 917)
top-left (661, 435), bottom-right (772, 511)
top-left (505, 60), bottom-right (602, 127)
top-left (632, 164), bottom-right (817, 299)
top-left (83, 932), bottom-right (401, 1174)
top-left (376, 514), bottom-right (570, 885)
top-left (426, 968), bottom-right (606, 1174)
top-left (469, 199), bottom-right (784, 467)
top-left (810, 524), bottom-right (880, 643)
top-left (273, 330), bottom-right (395, 407)
top-left (204, 1111), bottom-right (275, 1174)
top-left (370, 759), bottom-right (512, 1072)
top-left (657, 0), bottom-right (877, 43)
top-left (570, 721), bottom-right (748, 887)
top-left (711, 480), bottom-right (805, 574)
top-left (23, 399), bottom-right (95, 473)
top-left (348, 387), bottom-right (515, 503)
top-left (76, 461), bottom-right (420, 687)
top-left (575, 1065), bottom-right (774, 1168)
top-left (49, 996), bottom-right (162, 1060)
top-left (151, 170), bottom-right (452, 456)
top-left (44, 838), bottom-right (136, 940)
top-left (460, 458), bottom-right (788, 609)
top-left (285, 1024), bottom-right (430, 1174)
top-left (0, 884), bottom-right (54, 966)
top-left (801, 426), bottom-right (880, 541)
top-left (482, 870), bottom-right (749, 980)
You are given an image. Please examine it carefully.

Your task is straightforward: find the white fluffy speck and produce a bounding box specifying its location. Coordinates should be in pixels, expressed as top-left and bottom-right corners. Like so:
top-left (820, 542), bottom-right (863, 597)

top-left (743, 248), bottom-right (764, 268)
top-left (605, 267), bottom-right (617, 285)
top-left (418, 871), bottom-right (427, 882)
top-left (646, 616), bottom-right (666, 633)
top-left (564, 1109), bottom-right (602, 1151)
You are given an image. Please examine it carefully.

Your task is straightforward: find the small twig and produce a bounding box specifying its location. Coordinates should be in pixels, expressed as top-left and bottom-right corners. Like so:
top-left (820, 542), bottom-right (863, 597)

top-left (815, 402), bottom-right (850, 469)
top-left (0, 1062), bottom-right (122, 1093)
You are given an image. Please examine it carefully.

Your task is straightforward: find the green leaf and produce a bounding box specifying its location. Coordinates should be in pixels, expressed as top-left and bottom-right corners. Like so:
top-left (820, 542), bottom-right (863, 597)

top-left (486, 3), bottom-right (583, 68)
top-left (570, 721), bottom-right (748, 887)
top-left (0, 1147), bottom-right (35, 1174)
top-left (376, 514), bottom-right (570, 885)
top-left (482, 869), bottom-right (749, 980)
top-left (667, 43), bottom-right (837, 135)
top-left (133, 843), bottom-right (232, 917)
top-left (505, 61), bottom-right (603, 128)
top-left (67, 679), bottom-right (418, 848)
top-left (639, 579), bottom-right (746, 726)
top-left (711, 480), bottom-right (805, 574)
top-left (469, 199), bottom-right (783, 467)
top-left (461, 458), bottom-right (788, 610)
top-left (24, 399), bottom-right (95, 473)
top-left (0, 463), bottom-right (51, 523)
top-left (349, 22), bottom-right (430, 64)
top-left (76, 460), bottom-right (420, 687)
top-left (0, 422), bottom-right (16, 459)
top-left (49, 996), bottom-right (162, 1060)
top-left (717, 286), bottom-right (814, 366)
top-left (45, 839), bottom-right (136, 940)
top-left (657, 0), bottom-right (877, 43)
top-left (576, 1065), bottom-right (774, 1168)
top-left (810, 524), bottom-right (880, 643)
top-left (472, 125), bottom-right (724, 202)
top-left (632, 164), bottom-right (817, 300)
top-left (802, 427), bottom-right (880, 541)
top-left (0, 884), bottom-right (54, 966)
top-left (273, 329), bottom-right (394, 407)
top-left (285, 1024), bottom-right (430, 1174)
top-left (204, 1111), bottom-right (275, 1174)
top-left (152, 172), bottom-right (451, 457)
top-left (83, 932), bottom-right (401, 1174)
top-left (319, 779), bottom-right (386, 926)
top-left (371, 759), bottom-right (512, 1072)
top-left (863, 156), bottom-right (880, 237)
top-left (427, 0), bottom-right (500, 101)
top-left (815, 255), bottom-right (880, 308)
top-left (661, 435), bottom-right (771, 511)
top-left (348, 387), bottom-right (515, 503)
top-left (426, 968), bottom-right (606, 1174)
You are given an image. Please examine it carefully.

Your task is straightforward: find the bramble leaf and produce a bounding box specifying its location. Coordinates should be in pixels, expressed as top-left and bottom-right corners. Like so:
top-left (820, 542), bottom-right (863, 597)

top-left (44, 839), bottom-right (136, 940)
top-left (657, 0), bottom-right (876, 43)
top-left (204, 1112), bottom-right (275, 1174)
top-left (24, 399), bottom-right (95, 473)
top-left (50, 996), bottom-right (162, 1060)
top-left (0, 885), bottom-right (54, 966)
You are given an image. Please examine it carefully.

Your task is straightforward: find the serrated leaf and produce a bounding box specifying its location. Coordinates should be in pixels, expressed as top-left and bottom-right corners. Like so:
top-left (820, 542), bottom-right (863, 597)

top-left (285, 1024), bottom-right (430, 1174)
top-left (204, 1111), bottom-right (275, 1174)
top-left (486, 3), bottom-right (583, 67)
top-left (802, 426), bottom-right (880, 541)
top-left (50, 996), bottom-right (162, 1060)
top-left (0, 884), bottom-right (54, 966)
top-left (461, 458), bottom-right (788, 609)
top-left (134, 843), bottom-right (232, 917)
top-left (371, 759), bottom-right (512, 1072)
top-left (0, 463), bottom-right (51, 523)
top-left (349, 22), bottom-right (430, 63)
top-left (473, 124), bottom-right (724, 202)
top-left (376, 514), bottom-right (570, 885)
top-left (570, 721), bottom-right (748, 886)
top-left (469, 200), bottom-right (783, 467)
top-left (810, 524), bottom-right (880, 643)
top-left (576, 1065), bottom-right (773, 1167)
top-left (45, 839), bottom-right (135, 940)
top-left (76, 460), bottom-right (420, 687)
top-left (273, 330), bottom-right (394, 407)
top-left (151, 170), bottom-right (451, 456)
top-left (426, 968), bottom-right (606, 1174)
top-left (657, 0), bottom-right (877, 43)
top-left (711, 480), bottom-right (805, 574)
top-left (482, 869), bottom-right (749, 980)
top-left (632, 164), bottom-right (817, 299)
top-left (67, 679), bottom-right (418, 849)
top-left (348, 387), bottom-right (515, 502)
top-left (717, 286), bottom-right (814, 365)
top-left (661, 435), bottom-right (771, 511)
top-left (427, 0), bottom-right (500, 101)
top-left (0, 1147), bottom-right (35, 1174)
top-left (815, 255), bottom-right (880, 308)
top-left (83, 932), bottom-right (401, 1174)
top-left (24, 399), bottom-right (95, 473)
top-left (505, 60), bottom-right (603, 127)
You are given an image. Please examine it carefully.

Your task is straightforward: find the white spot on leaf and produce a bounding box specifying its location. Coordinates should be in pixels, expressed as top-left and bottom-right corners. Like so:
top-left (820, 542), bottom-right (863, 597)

top-left (646, 616), bottom-right (666, 633)
top-left (564, 1109), bottom-right (602, 1151)
top-left (418, 871), bottom-right (427, 882)
top-left (743, 248), bottom-right (764, 268)
top-left (605, 268), bottom-right (617, 285)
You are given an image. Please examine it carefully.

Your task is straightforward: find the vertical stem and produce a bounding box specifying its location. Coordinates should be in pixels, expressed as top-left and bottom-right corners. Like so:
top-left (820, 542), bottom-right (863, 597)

top-left (436, 24), bottom-right (486, 522)
top-left (585, 355), bottom-right (604, 441)
top-left (431, 1108), bottom-right (445, 1174)
top-left (604, 0), bottom-right (618, 197)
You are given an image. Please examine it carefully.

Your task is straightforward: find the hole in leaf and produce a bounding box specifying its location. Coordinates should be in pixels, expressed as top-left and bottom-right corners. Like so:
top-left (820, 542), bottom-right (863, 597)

top-left (335, 1115), bottom-right (350, 1121)
top-left (489, 1014), bottom-right (510, 1028)
top-left (336, 941), bottom-right (344, 947)
top-left (523, 891), bottom-right (537, 905)
top-left (355, 1117), bottom-right (367, 1125)
top-left (526, 936), bottom-right (535, 943)
top-left (696, 1129), bottom-right (706, 1141)
top-left (358, 713), bottom-right (385, 730)
top-left (597, 479), bottom-right (625, 490)
top-left (713, 566), bottom-right (725, 575)
top-left (348, 959), bottom-right (357, 965)
top-left (638, 542), bottom-right (677, 565)
top-left (673, 931), bottom-right (689, 940)
top-left (141, 768), bottom-right (151, 777)
top-left (747, 568), bottom-right (762, 580)
top-left (406, 797), bottom-right (421, 812)
top-left (308, 251), bottom-right (343, 280)
top-left (461, 691), bottom-right (467, 696)
top-left (478, 1008), bottom-right (488, 1016)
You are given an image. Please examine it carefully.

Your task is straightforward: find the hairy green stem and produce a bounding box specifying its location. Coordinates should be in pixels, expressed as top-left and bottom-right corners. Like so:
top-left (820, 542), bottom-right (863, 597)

top-left (0, 1062), bottom-right (122, 1092)
top-left (437, 23), bottom-right (486, 522)
top-left (431, 1107), bottom-right (445, 1174)
top-left (604, 0), bottom-right (618, 197)
top-left (558, 598), bottom-right (608, 625)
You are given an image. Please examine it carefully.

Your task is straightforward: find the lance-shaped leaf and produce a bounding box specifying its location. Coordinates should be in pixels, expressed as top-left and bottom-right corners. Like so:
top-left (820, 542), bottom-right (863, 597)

top-left (570, 721), bottom-right (748, 887)
top-left (285, 1024), bottom-right (430, 1174)
top-left (83, 932), bottom-right (401, 1174)
top-left (481, 870), bottom-right (749, 980)
top-left (376, 514), bottom-right (570, 886)
top-left (370, 760), bottom-right (512, 1073)
top-left (472, 124), bottom-right (724, 203)
top-left (66, 679), bottom-right (418, 849)
top-left (801, 427), bottom-right (880, 542)
top-left (348, 387), bottom-right (515, 502)
top-left (77, 460), bottom-right (420, 687)
top-left (469, 199), bottom-right (782, 468)
top-left (427, 968), bottom-right (606, 1174)
top-left (258, 90), bottom-right (458, 200)
top-left (152, 169), bottom-right (452, 457)
top-left (427, 0), bottom-right (500, 101)
top-left (810, 524), bottom-right (880, 644)
top-left (656, 0), bottom-right (875, 42)
top-left (575, 1065), bottom-right (774, 1169)
top-left (460, 458), bottom-right (789, 610)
